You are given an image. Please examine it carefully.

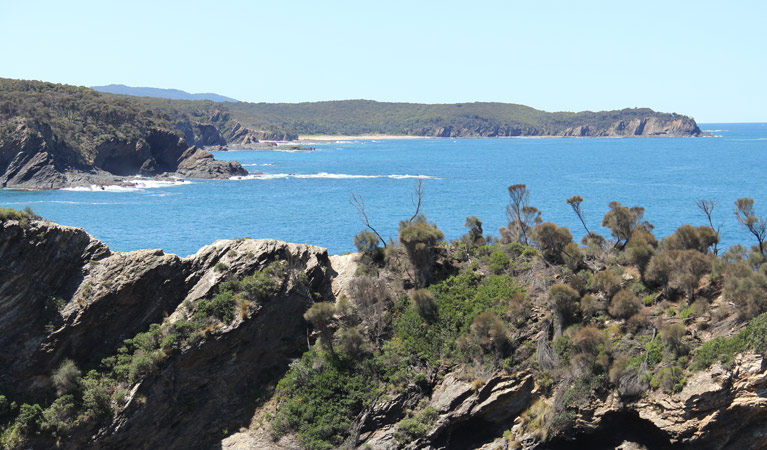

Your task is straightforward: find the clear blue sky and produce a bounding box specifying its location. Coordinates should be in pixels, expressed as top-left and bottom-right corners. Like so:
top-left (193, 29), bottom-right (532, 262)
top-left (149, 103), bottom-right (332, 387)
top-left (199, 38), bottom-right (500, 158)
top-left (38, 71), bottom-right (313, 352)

top-left (2, 0), bottom-right (765, 122)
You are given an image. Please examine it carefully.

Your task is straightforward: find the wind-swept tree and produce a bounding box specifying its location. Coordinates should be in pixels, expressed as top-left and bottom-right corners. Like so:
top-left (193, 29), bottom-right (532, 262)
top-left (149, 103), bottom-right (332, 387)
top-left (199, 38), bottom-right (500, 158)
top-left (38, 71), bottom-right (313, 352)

top-left (566, 195), bottom-right (590, 235)
top-left (601, 201), bottom-right (651, 250)
top-left (504, 184), bottom-right (540, 244)
top-left (696, 199), bottom-right (721, 255)
top-left (735, 198), bottom-right (767, 255)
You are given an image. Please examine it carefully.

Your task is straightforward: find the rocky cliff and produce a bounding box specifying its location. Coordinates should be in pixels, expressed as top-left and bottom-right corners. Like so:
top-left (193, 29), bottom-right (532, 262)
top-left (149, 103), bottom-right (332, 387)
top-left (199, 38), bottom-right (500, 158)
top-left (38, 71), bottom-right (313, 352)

top-left (0, 217), bottom-right (331, 449)
top-left (0, 78), bottom-right (247, 190)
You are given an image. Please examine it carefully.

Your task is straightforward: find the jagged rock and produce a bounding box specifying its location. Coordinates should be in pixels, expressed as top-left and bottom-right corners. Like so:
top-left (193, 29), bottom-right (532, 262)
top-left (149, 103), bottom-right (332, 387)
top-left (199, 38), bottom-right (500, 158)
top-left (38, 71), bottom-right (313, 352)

top-left (0, 120), bottom-right (246, 189)
top-left (0, 219), bottom-right (109, 387)
top-left (0, 219), bottom-right (333, 450)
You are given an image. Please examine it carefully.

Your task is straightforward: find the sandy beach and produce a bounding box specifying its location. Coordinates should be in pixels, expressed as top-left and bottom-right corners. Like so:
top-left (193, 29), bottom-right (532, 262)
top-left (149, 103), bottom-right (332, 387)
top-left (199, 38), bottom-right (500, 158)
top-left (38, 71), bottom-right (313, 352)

top-left (296, 134), bottom-right (430, 142)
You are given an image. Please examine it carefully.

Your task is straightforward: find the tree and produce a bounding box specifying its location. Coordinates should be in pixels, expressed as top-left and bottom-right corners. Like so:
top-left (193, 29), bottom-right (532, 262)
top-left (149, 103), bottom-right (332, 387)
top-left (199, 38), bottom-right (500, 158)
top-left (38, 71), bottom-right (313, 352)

top-left (353, 230), bottom-right (380, 254)
top-left (505, 184), bottom-right (540, 244)
top-left (696, 199), bottom-right (721, 255)
top-left (463, 216), bottom-right (484, 246)
top-left (608, 289), bottom-right (642, 320)
top-left (601, 202), bottom-right (650, 250)
top-left (398, 215), bottom-right (444, 287)
top-left (566, 195), bottom-right (590, 235)
top-left (662, 224), bottom-right (718, 254)
top-left (350, 193), bottom-right (386, 248)
top-left (548, 284), bottom-right (580, 325)
top-left (625, 228), bottom-right (657, 279)
top-left (671, 250), bottom-right (711, 302)
top-left (735, 198), bottom-right (767, 255)
top-left (530, 222), bottom-right (573, 264)
top-left (304, 302), bottom-right (337, 354)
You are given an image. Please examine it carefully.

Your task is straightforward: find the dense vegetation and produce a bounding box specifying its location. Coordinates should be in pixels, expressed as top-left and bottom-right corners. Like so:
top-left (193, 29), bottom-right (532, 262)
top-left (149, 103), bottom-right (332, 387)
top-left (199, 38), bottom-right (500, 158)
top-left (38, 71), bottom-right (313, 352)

top-left (2, 186), bottom-right (766, 448)
top-left (0, 78), bottom-right (182, 161)
top-left (228, 100), bottom-right (694, 137)
top-left (1, 78), bottom-right (702, 154)
top-left (268, 186), bottom-right (767, 449)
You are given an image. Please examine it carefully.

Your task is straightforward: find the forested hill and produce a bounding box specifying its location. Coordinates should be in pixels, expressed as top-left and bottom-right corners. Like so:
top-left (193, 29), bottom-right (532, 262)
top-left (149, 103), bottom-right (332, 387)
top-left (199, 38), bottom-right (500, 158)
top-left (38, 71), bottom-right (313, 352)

top-left (228, 100), bottom-right (708, 137)
top-left (92, 84), bottom-right (238, 103)
top-left (86, 80), bottom-right (707, 138)
top-left (0, 78), bottom-right (246, 189)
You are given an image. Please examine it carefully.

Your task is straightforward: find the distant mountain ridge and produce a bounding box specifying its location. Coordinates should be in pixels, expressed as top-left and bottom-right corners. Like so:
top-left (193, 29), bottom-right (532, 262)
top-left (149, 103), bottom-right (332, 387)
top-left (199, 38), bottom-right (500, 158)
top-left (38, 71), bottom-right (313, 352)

top-left (91, 84), bottom-right (238, 103)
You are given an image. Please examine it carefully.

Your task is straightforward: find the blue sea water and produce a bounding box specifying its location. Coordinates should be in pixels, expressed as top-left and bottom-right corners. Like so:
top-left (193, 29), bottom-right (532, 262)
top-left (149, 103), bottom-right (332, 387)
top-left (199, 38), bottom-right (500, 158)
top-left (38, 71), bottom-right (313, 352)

top-left (2, 123), bottom-right (766, 256)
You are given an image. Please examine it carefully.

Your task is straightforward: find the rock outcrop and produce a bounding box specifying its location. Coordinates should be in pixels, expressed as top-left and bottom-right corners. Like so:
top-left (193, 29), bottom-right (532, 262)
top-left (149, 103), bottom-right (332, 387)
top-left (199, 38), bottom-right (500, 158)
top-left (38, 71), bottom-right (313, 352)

top-left (559, 116), bottom-right (705, 137)
top-left (0, 120), bottom-right (246, 189)
top-left (0, 218), bottom-right (332, 449)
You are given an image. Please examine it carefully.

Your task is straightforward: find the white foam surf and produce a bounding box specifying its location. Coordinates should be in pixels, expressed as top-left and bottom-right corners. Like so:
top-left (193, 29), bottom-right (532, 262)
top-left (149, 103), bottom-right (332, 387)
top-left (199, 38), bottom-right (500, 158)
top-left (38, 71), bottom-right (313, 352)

top-left (231, 172), bottom-right (439, 181)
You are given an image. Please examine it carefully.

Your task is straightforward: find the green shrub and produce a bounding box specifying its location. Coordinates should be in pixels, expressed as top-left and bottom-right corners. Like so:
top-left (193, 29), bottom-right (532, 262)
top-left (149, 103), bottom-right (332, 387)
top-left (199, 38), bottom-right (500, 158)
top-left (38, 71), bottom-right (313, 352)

top-left (395, 407), bottom-right (438, 444)
top-left (272, 350), bottom-right (377, 450)
top-left (487, 251), bottom-right (510, 274)
top-left (691, 312), bottom-right (767, 371)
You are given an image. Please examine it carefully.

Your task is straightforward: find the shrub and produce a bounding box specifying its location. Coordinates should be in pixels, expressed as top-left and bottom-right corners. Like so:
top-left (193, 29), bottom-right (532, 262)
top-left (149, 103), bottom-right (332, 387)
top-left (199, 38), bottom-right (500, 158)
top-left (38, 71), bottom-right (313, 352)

top-left (591, 270), bottom-right (621, 297)
top-left (487, 251), bottom-right (510, 274)
top-left (608, 289), bottom-right (641, 320)
top-left (548, 284), bottom-right (580, 325)
top-left (412, 289), bottom-right (436, 320)
top-left (395, 407), bottom-right (438, 444)
top-left (51, 359), bottom-right (81, 396)
top-left (353, 230), bottom-right (379, 253)
top-left (195, 290), bottom-right (236, 323)
top-left (272, 350), bottom-right (376, 450)
top-left (530, 222), bottom-right (573, 264)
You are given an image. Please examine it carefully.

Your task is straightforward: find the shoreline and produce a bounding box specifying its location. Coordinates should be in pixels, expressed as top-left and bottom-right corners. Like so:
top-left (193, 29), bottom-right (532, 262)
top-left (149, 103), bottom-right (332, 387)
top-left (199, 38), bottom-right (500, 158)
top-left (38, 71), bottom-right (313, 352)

top-left (293, 134), bottom-right (710, 142)
top-left (295, 134), bottom-right (429, 142)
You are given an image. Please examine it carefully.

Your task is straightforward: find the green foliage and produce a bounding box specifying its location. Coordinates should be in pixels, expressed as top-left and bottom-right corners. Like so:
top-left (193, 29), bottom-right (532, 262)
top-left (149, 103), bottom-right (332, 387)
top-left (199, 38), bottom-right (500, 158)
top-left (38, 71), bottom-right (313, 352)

top-left (548, 284), bottom-right (580, 325)
top-left (530, 222), bottom-right (573, 263)
top-left (0, 78), bottom-right (183, 161)
top-left (691, 312), bottom-right (767, 371)
top-left (395, 406), bottom-right (438, 444)
top-left (224, 97), bottom-right (691, 138)
top-left (392, 271), bottom-right (523, 366)
top-left (353, 230), bottom-right (380, 253)
top-left (51, 359), bottom-right (81, 396)
top-left (0, 207), bottom-right (41, 227)
top-left (272, 349), bottom-right (377, 450)
top-left (487, 251), bottom-right (510, 274)
top-left (195, 290), bottom-right (236, 323)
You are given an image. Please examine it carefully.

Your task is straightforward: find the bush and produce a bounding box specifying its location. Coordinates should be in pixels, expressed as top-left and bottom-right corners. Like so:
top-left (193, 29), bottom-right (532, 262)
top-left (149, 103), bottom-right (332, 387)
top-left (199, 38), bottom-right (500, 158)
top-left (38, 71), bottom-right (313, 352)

top-left (487, 251), bottom-right (510, 274)
top-left (272, 350), bottom-right (376, 450)
top-left (691, 312), bottom-right (767, 371)
top-left (591, 270), bottom-right (621, 297)
top-left (195, 290), bottom-right (236, 323)
top-left (51, 359), bottom-right (81, 396)
top-left (548, 284), bottom-right (580, 325)
top-left (608, 289), bottom-right (641, 320)
top-left (395, 407), bottom-right (438, 444)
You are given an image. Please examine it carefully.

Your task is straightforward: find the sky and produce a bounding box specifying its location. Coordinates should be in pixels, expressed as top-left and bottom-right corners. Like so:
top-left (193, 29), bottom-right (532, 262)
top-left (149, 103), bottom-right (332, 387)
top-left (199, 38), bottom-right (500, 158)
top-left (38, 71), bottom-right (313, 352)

top-left (2, 0), bottom-right (765, 122)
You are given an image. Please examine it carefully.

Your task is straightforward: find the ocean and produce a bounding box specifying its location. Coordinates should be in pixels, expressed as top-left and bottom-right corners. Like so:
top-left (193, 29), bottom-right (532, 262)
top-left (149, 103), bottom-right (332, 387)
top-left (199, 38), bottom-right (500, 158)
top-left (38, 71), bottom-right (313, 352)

top-left (2, 123), bottom-right (766, 256)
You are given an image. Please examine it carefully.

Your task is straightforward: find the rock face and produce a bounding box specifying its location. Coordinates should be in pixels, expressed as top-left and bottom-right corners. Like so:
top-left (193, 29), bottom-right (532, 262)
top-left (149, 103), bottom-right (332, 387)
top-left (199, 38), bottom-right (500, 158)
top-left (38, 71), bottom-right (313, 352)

top-left (0, 218), bottom-right (332, 449)
top-left (0, 119), bottom-right (119, 189)
top-left (559, 116), bottom-right (705, 137)
top-left (0, 119), bottom-right (246, 190)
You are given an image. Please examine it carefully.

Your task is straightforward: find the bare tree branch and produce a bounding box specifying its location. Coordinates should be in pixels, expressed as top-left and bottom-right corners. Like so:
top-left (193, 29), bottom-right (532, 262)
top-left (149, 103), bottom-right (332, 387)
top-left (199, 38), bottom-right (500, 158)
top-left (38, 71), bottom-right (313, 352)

top-left (696, 199), bottom-right (720, 255)
top-left (408, 177), bottom-right (424, 223)
top-left (350, 193), bottom-right (387, 247)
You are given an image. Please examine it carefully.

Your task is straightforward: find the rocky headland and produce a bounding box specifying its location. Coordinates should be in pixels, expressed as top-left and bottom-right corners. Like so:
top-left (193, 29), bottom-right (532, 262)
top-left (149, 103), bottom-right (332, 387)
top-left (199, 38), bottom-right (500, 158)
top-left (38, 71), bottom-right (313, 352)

top-left (0, 79), bottom-right (247, 190)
